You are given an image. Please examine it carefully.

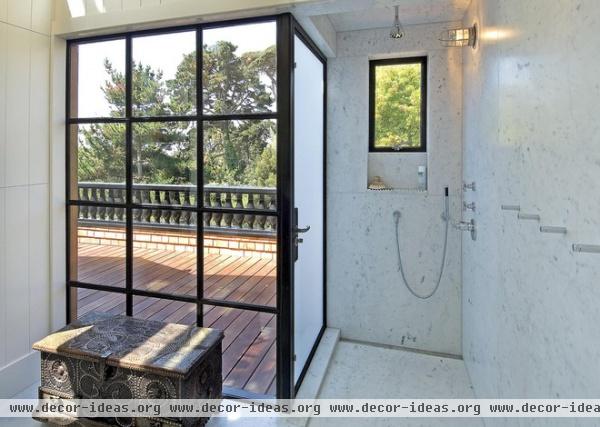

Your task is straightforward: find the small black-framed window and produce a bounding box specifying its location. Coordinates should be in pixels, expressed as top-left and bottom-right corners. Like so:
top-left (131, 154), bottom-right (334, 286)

top-left (369, 56), bottom-right (427, 153)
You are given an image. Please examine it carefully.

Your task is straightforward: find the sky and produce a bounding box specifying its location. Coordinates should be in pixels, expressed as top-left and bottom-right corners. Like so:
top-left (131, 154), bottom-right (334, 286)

top-left (75, 22), bottom-right (276, 118)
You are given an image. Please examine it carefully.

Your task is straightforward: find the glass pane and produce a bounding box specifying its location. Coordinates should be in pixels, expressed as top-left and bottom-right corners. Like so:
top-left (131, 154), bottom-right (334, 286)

top-left (132, 213), bottom-right (197, 297)
top-left (132, 31), bottom-right (197, 116)
top-left (203, 217), bottom-right (276, 308)
top-left (373, 61), bottom-right (423, 149)
top-left (203, 22), bottom-right (277, 114)
top-left (74, 288), bottom-right (126, 319)
top-left (132, 121), bottom-right (197, 200)
top-left (69, 206), bottom-right (126, 287)
top-left (203, 120), bottom-right (277, 208)
top-left (69, 39), bottom-right (126, 118)
top-left (204, 305), bottom-right (276, 396)
top-left (69, 123), bottom-right (126, 202)
top-left (133, 296), bottom-right (196, 326)
top-left (293, 34), bottom-right (325, 384)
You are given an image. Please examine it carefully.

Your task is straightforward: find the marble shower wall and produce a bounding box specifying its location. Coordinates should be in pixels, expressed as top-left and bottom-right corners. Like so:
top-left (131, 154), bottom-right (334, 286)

top-left (327, 22), bottom-right (463, 355)
top-left (462, 0), bottom-right (600, 414)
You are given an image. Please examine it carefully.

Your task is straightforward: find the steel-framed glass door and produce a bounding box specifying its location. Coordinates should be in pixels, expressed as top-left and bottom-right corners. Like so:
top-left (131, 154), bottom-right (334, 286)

top-left (65, 14), bottom-right (325, 399)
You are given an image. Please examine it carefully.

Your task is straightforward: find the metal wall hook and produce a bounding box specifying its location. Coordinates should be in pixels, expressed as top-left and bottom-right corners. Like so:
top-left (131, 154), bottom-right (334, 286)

top-left (518, 213), bottom-right (541, 221)
top-left (572, 244), bottom-right (600, 254)
top-left (501, 205), bottom-right (521, 211)
top-left (540, 226), bottom-right (567, 234)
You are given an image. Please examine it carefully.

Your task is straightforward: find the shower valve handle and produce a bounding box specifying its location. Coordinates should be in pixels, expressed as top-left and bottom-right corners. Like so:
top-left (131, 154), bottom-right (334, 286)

top-left (463, 181), bottom-right (476, 191)
top-left (454, 219), bottom-right (477, 241)
top-left (463, 201), bottom-right (476, 212)
top-left (454, 220), bottom-right (475, 231)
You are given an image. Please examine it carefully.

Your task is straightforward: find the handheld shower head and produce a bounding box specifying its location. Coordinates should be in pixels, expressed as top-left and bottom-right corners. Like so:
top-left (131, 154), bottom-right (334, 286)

top-left (442, 187), bottom-right (450, 222)
top-left (393, 190), bottom-right (450, 299)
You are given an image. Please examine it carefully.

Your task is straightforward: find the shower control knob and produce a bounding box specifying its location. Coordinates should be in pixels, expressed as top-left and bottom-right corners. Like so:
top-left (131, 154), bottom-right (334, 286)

top-left (454, 219), bottom-right (477, 241)
top-left (462, 181), bottom-right (476, 192)
top-left (463, 201), bottom-right (476, 212)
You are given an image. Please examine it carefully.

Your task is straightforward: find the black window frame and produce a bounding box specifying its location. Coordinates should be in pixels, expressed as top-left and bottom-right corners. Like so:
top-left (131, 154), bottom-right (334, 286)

top-left (368, 56), bottom-right (428, 153)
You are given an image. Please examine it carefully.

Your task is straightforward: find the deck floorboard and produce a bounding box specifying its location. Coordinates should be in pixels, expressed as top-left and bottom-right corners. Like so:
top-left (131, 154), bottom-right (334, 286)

top-left (76, 243), bottom-right (276, 395)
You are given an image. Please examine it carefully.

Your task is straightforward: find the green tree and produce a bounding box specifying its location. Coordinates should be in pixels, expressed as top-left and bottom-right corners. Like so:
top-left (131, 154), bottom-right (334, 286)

top-left (374, 63), bottom-right (422, 149)
top-left (78, 40), bottom-right (277, 188)
top-left (202, 41), bottom-right (276, 186)
top-left (77, 123), bottom-right (126, 183)
top-left (247, 144), bottom-right (277, 187)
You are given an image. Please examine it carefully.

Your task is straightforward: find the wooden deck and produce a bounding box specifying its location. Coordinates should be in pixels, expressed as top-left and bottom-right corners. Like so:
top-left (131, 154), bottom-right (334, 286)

top-left (75, 243), bottom-right (277, 396)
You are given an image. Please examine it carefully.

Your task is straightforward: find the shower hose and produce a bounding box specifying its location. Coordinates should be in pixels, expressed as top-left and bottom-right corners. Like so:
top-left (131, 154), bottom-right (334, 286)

top-left (393, 194), bottom-right (450, 299)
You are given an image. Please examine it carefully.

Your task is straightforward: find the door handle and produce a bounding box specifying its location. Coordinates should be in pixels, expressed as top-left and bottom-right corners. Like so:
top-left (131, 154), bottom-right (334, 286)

top-left (294, 225), bottom-right (311, 233)
top-left (293, 208), bottom-right (309, 262)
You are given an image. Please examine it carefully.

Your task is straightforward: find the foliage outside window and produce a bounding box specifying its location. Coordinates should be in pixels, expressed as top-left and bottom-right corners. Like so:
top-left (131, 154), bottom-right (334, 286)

top-left (74, 27), bottom-right (277, 189)
top-left (369, 57), bottom-right (427, 152)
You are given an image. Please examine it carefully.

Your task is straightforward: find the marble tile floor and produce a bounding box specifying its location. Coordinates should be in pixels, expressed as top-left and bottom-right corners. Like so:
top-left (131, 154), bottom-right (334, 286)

top-left (308, 340), bottom-right (482, 427)
top-left (3, 338), bottom-right (480, 427)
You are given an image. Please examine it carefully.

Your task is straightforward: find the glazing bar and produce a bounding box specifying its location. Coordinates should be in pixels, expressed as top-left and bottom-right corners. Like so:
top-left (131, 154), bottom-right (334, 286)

top-left (572, 244), bottom-right (600, 254)
top-left (540, 226), bottom-right (567, 234)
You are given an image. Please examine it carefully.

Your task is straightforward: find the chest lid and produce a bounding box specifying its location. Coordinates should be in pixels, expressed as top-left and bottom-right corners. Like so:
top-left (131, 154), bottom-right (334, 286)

top-left (32, 312), bottom-right (223, 379)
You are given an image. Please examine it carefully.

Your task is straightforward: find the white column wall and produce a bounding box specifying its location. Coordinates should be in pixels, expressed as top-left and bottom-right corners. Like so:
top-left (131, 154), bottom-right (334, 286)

top-left (0, 0), bottom-right (53, 398)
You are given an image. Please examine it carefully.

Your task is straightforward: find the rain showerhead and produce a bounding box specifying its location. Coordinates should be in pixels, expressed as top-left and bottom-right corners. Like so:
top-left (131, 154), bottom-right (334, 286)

top-left (390, 6), bottom-right (405, 39)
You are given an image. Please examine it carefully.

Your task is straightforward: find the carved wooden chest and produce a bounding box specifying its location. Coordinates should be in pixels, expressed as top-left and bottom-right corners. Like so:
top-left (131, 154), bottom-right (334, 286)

top-left (32, 312), bottom-right (223, 427)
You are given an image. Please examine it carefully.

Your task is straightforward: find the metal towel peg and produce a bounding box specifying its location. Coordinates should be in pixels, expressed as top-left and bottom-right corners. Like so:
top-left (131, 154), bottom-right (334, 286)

top-left (540, 226), bottom-right (567, 234)
top-left (572, 244), bottom-right (600, 254)
top-left (501, 205), bottom-right (521, 211)
top-left (518, 213), bottom-right (540, 221)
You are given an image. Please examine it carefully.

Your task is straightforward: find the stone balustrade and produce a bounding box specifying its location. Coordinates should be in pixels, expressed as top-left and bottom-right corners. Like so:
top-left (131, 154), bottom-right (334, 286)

top-left (77, 182), bottom-right (277, 236)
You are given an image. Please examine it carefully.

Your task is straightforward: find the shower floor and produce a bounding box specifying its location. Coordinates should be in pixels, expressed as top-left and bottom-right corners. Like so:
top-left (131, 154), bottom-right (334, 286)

top-left (310, 341), bottom-right (482, 427)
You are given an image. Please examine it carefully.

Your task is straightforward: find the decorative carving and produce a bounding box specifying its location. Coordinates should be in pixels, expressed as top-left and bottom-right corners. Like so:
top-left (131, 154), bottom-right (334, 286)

top-left (41, 354), bottom-right (76, 397)
top-left (33, 313), bottom-right (223, 426)
top-left (51, 360), bottom-right (69, 383)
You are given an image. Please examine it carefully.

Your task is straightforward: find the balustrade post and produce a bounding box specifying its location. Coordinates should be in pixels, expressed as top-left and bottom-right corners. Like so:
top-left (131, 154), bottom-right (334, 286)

top-left (232, 192), bottom-right (243, 229)
top-left (255, 193), bottom-right (266, 231)
top-left (221, 190), bottom-right (233, 229)
top-left (80, 185), bottom-right (89, 219)
top-left (212, 191), bottom-right (222, 229)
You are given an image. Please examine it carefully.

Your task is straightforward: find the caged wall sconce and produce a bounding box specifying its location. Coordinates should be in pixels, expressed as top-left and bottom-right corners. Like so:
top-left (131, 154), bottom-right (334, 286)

top-left (439, 24), bottom-right (477, 48)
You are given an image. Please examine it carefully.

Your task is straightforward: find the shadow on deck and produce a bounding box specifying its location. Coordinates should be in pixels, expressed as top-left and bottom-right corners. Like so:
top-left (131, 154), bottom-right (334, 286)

top-left (74, 243), bottom-right (277, 396)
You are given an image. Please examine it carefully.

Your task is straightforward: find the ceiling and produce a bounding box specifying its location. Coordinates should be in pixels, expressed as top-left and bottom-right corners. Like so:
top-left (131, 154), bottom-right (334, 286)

top-left (309, 0), bottom-right (471, 32)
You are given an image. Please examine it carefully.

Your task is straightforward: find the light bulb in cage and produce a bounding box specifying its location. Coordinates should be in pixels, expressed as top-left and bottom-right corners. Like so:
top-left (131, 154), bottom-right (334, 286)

top-left (439, 24), bottom-right (477, 48)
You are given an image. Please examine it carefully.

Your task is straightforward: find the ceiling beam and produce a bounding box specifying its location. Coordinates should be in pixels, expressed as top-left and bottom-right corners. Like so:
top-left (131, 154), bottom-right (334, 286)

top-left (53, 0), bottom-right (317, 37)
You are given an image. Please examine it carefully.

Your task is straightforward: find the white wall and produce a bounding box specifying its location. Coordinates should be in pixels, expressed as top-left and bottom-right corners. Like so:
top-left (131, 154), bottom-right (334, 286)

top-left (0, 0), bottom-right (53, 397)
top-left (327, 22), bottom-right (463, 355)
top-left (462, 0), bottom-right (600, 412)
